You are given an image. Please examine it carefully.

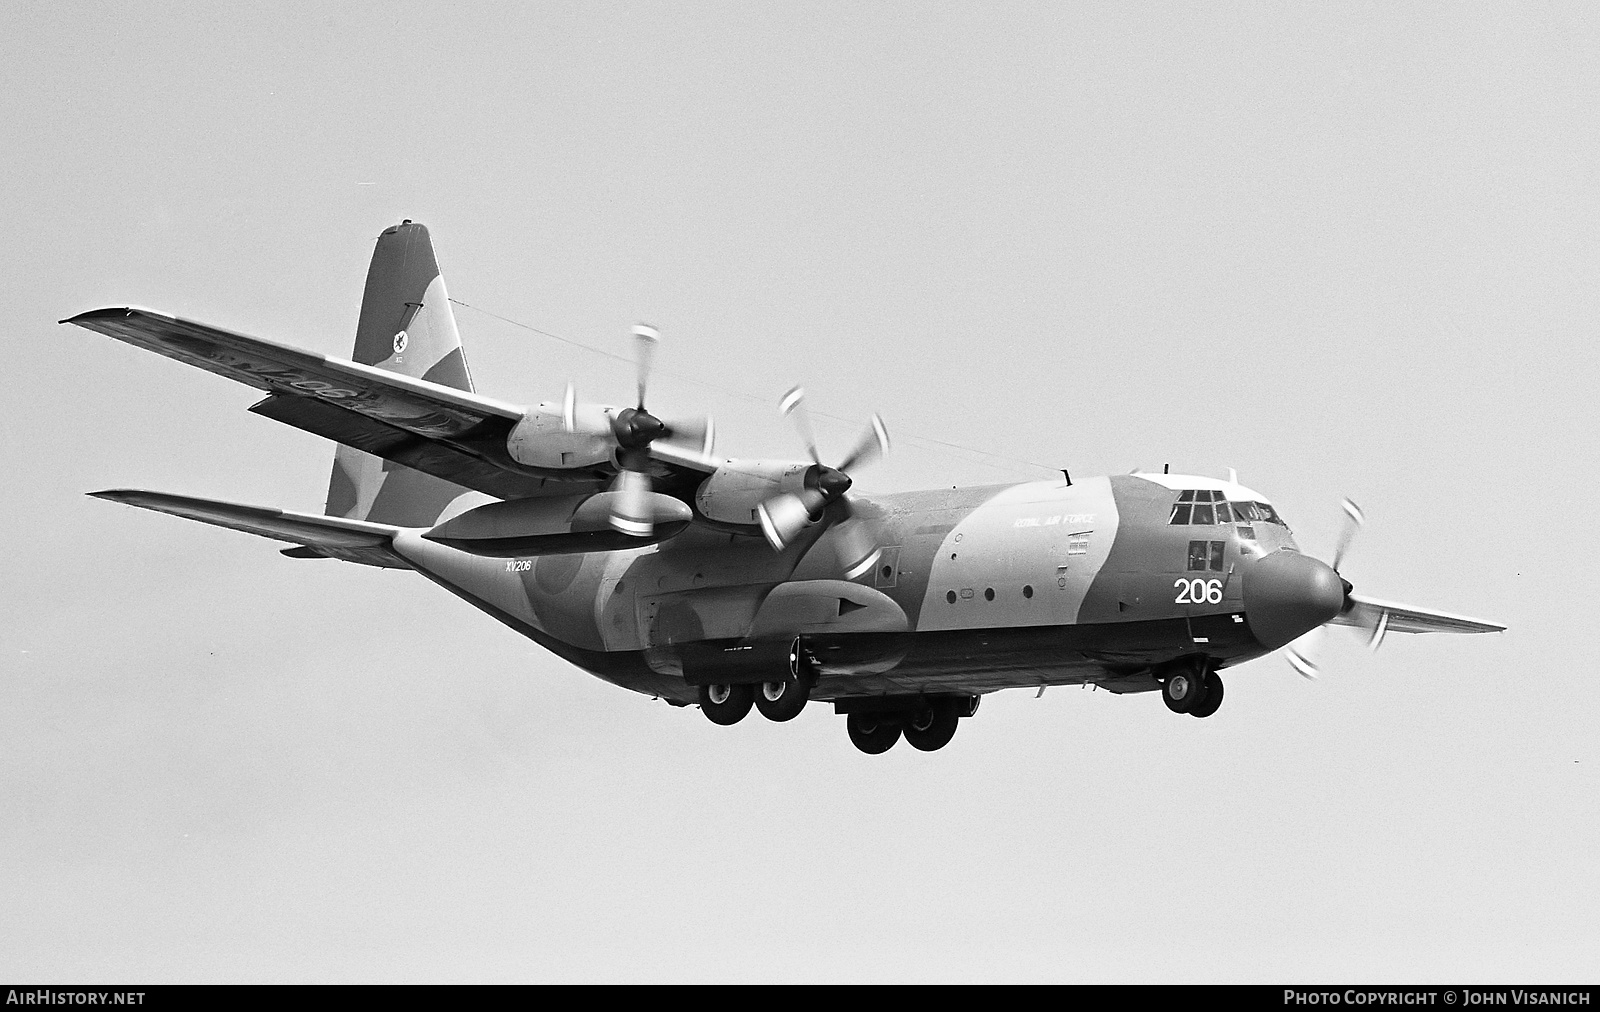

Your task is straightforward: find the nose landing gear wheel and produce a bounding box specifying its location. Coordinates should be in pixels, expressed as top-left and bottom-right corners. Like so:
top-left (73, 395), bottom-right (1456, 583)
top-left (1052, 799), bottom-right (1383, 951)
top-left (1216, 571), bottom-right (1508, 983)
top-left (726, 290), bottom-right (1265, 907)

top-left (1162, 668), bottom-right (1205, 713)
top-left (1189, 672), bottom-right (1224, 718)
top-left (754, 676), bottom-right (811, 722)
top-left (902, 700), bottom-right (960, 751)
top-left (699, 682), bottom-right (754, 725)
top-left (847, 712), bottom-right (902, 754)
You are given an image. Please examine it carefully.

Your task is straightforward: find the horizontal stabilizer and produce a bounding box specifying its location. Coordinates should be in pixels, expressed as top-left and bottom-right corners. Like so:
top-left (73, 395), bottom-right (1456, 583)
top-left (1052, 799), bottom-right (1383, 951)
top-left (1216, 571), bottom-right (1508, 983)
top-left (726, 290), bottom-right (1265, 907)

top-left (1331, 593), bottom-right (1506, 635)
top-left (91, 489), bottom-right (409, 568)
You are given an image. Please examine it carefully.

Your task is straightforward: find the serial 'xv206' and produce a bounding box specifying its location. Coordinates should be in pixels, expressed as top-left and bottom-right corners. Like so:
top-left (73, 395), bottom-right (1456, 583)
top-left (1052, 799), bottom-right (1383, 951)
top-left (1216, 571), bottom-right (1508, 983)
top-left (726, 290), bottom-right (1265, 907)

top-left (68, 221), bottom-right (1504, 754)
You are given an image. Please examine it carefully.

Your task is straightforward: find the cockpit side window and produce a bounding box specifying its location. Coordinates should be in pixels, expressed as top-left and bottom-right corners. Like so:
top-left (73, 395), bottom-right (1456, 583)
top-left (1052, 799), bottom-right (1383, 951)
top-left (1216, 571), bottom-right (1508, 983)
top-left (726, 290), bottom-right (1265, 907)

top-left (1226, 501), bottom-right (1285, 526)
top-left (1188, 540), bottom-right (1226, 571)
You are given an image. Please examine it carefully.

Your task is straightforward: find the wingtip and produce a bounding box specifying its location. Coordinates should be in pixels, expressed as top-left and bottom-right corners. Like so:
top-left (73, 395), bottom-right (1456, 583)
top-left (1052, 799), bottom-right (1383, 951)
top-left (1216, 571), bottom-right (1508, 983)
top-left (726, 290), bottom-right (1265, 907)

top-left (88, 489), bottom-right (138, 504)
top-left (62, 307), bottom-right (123, 325)
top-left (61, 306), bottom-right (167, 327)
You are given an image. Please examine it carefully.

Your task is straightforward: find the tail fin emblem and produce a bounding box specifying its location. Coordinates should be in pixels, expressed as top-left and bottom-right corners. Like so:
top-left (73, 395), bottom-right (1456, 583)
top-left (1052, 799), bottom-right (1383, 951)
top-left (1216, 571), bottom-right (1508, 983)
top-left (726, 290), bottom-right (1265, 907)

top-left (393, 331), bottom-right (409, 355)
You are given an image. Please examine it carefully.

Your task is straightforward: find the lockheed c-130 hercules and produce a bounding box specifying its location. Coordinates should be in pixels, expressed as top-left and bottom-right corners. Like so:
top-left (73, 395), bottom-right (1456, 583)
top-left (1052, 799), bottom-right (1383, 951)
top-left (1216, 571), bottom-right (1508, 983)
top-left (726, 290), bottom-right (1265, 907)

top-left (67, 221), bottom-right (1504, 754)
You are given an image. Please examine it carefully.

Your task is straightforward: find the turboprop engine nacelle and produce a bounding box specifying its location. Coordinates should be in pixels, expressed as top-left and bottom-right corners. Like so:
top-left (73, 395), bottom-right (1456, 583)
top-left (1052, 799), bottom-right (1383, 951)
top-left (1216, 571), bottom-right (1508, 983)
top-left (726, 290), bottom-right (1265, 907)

top-left (504, 403), bottom-right (618, 470)
top-left (694, 459), bottom-right (812, 526)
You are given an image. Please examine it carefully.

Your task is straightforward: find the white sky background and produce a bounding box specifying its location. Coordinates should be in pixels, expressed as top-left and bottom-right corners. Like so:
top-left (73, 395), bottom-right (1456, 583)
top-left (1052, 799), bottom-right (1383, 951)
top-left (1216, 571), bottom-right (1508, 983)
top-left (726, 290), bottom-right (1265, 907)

top-left (2, 1), bottom-right (1594, 982)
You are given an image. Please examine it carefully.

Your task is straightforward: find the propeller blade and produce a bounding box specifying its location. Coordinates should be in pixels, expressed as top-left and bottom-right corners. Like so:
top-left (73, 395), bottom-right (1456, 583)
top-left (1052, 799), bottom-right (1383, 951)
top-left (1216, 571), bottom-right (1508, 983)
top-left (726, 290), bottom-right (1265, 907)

top-left (562, 382), bottom-right (577, 433)
top-left (1285, 627), bottom-right (1326, 679)
top-left (836, 413), bottom-right (891, 473)
top-left (661, 415), bottom-right (716, 457)
top-left (610, 469), bottom-right (655, 537)
top-left (1367, 608), bottom-right (1391, 652)
top-left (632, 324), bottom-right (659, 408)
top-left (779, 386), bottom-right (821, 463)
top-left (834, 512), bottom-right (882, 581)
top-left (756, 489), bottom-right (826, 552)
top-left (1286, 647), bottom-right (1319, 679)
top-left (1332, 498), bottom-right (1364, 572)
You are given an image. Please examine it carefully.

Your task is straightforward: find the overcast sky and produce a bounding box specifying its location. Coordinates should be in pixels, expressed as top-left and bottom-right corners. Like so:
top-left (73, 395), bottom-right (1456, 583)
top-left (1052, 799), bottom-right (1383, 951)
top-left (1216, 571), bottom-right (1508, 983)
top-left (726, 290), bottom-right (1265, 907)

top-left (3, 2), bottom-right (1595, 982)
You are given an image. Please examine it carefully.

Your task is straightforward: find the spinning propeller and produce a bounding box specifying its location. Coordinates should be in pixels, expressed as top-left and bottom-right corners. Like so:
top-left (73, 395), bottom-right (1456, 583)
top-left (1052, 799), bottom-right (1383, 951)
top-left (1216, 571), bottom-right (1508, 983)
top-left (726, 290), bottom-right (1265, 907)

top-left (755, 387), bottom-right (891, 579)
top-left (562, 324), bottom-right (714, 537)
top-left (1284, 498), bottom-right (1391, 678)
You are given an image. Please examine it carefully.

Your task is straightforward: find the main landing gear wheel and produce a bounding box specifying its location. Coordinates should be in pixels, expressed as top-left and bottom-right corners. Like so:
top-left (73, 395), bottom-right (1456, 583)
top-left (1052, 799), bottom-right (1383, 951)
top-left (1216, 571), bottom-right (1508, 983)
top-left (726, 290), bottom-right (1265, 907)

top-left (1189, 672), bottom-right (1224, 719)
top-left (699, 682), bottom-right (754, 725)
top-left (902, 700), bottom-right (960, 752)
top-left (754, 676), bottom-right (811, 722)
top-left (1162, 667), bottom-right (1206, 714)
top-left (847, 712), bottom-right (902, 754)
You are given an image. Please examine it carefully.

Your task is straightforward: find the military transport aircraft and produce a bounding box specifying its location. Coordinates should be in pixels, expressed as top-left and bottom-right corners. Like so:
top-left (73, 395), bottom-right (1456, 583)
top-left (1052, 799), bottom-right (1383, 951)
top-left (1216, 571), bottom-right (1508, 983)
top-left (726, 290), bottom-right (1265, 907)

top-left (66, 221), bottom-right (1504, 754)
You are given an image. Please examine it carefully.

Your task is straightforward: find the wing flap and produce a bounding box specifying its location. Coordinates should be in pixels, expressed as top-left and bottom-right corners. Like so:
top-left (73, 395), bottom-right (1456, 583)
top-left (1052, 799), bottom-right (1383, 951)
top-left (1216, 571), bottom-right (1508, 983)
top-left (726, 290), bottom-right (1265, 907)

top-left (92, 489), bottom-right (409, 567)
top-left (1331, 593), bottom-right (1506, 635)
top-left (248, 393), bottom-right (602, 501)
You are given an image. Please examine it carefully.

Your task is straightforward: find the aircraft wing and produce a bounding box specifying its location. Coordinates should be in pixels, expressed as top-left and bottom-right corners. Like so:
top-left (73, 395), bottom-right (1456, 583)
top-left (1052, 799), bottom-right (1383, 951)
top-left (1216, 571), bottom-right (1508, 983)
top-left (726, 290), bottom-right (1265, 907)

top-left (92, 489), bottom-right (410, 568)
top-left (64, 308), bottom-right (710, 501)
top-left (66, 307), bottom-right (525, 437)
top-left (1331, 593), bottom-right (1506, 635)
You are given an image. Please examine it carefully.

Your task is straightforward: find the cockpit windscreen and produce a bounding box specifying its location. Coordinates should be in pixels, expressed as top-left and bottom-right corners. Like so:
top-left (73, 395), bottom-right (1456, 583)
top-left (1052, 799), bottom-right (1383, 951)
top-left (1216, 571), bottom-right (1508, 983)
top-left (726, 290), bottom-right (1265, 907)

top-left (1168, 489), bottom-right (1284, 526)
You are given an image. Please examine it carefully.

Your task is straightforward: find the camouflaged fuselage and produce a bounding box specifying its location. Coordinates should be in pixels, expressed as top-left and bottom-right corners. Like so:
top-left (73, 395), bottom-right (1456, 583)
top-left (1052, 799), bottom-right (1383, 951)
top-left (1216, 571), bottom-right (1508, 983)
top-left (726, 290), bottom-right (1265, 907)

top-left (390, 472), bottom-right (1300, 704)
top-left (70, 220), bottom-right (1502, 735)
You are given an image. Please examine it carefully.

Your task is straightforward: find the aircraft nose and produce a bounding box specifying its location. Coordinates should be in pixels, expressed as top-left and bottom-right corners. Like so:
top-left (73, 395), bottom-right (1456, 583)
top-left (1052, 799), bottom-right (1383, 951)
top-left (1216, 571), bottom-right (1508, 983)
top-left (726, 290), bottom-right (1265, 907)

top-left (1242, 550), bottom-right (1347, 650)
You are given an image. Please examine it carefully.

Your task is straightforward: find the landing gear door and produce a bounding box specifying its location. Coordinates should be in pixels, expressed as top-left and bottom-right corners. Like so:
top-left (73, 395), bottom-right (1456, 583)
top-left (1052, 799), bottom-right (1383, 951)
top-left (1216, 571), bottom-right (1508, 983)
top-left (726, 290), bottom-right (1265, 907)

top-left (637, 586), bottom-right (772, 648)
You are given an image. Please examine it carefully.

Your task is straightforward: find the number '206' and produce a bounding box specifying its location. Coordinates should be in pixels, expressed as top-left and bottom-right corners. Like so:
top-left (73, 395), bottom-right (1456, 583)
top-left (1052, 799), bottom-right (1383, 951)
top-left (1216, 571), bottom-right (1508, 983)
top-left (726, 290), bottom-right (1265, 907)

top-left (1173, 578), bottom-right (1223, 605)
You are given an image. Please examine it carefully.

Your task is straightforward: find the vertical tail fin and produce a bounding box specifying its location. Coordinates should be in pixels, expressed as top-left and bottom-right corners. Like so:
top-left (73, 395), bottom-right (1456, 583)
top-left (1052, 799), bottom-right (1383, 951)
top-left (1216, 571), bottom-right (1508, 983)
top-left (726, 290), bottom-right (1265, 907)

top-left (325, 220), bottom-right (480, 527)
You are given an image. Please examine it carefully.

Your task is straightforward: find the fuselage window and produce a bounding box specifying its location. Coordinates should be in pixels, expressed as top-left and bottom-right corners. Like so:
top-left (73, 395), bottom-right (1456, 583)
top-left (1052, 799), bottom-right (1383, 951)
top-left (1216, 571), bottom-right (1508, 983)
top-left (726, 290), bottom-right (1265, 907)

top-left (1191, 503), bottom-right (1215, 525)
top-left (1169, 502), bottom-right (1192, 525)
